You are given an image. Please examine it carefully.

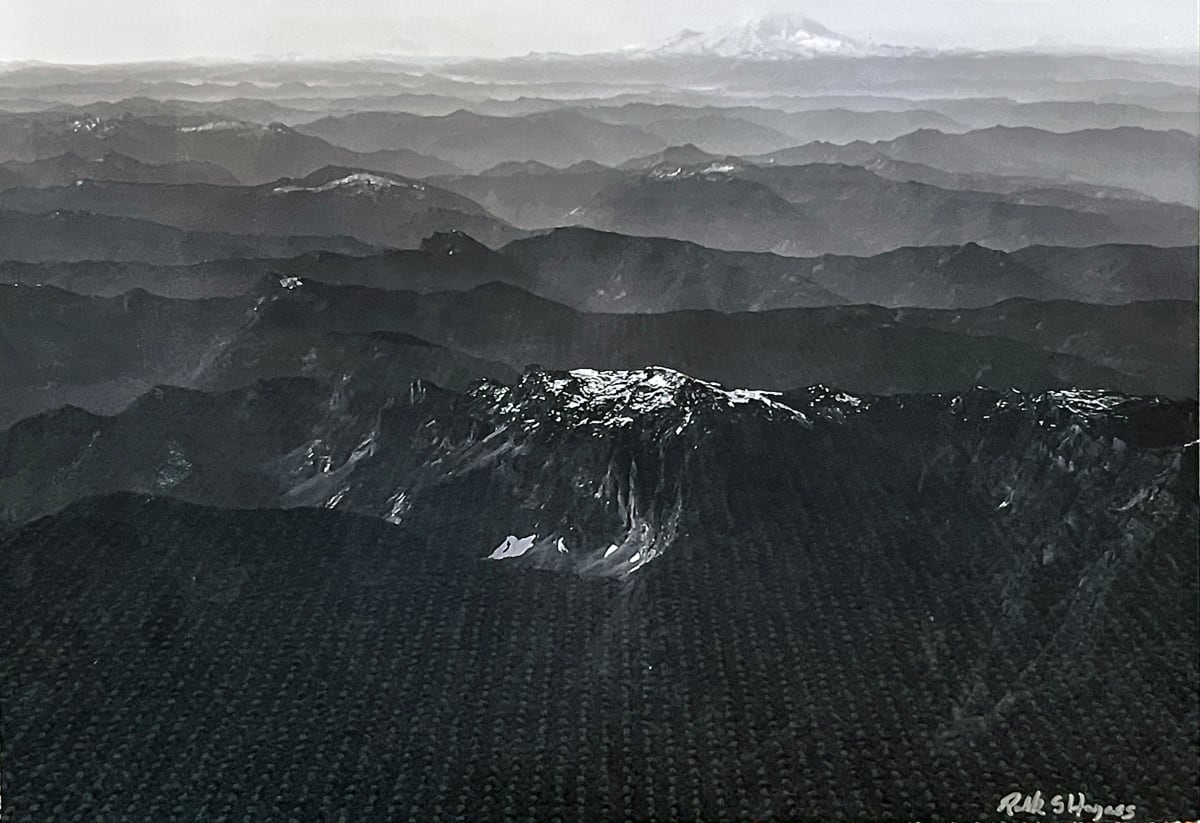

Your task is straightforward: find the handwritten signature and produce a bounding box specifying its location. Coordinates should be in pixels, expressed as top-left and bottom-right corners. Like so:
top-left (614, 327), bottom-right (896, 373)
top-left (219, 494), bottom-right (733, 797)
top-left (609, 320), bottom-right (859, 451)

top-left (998, 791), bottom-right (1135, 821)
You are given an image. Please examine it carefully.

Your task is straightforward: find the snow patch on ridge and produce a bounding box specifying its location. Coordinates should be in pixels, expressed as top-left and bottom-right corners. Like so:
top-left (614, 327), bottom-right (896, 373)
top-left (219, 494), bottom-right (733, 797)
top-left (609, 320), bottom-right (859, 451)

top-left (488, 534), bottom-right (537, 560)
top-left (1043, 390), bottom-right (1128, 416)
top-left (272, 172), bottom-right (424, 195)
top-left (490, 366), bottom-right (811, 428)
top-left (178, 120), bottom-right (247, 133)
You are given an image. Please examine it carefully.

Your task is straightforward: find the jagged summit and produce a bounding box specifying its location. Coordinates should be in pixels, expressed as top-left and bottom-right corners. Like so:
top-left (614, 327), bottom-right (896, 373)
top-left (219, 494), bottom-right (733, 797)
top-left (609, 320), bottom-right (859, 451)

top-left (2, 364), bottom-right (1194, 585)
top-left (478, 366), bottom-right (814, 430)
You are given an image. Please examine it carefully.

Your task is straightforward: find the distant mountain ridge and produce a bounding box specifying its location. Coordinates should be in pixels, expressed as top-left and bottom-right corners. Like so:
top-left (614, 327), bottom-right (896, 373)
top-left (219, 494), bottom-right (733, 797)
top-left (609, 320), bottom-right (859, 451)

top-left (0, 151), bottom-right (239, 188)
top-left (0, 209), bottom-right (375, 264)
top-left (427, 132), bottom-right (1198, 252)
top-left (755, 125), bottom-right (1200, 205)
top-left (297, 109), bottom-right (668, 173)
top-left (0, 111), bottom-right (462, 181)
top-left (4, 228), bottom-right (1194, 311)
top-left (1, 277), bottom-right (1193, 430)
top-left (1, 46), bottom-right (1200, 823)
top-left (0, 167), bottom-right (525, 250)
top-left (572, 159), bottom-right (1196, 255)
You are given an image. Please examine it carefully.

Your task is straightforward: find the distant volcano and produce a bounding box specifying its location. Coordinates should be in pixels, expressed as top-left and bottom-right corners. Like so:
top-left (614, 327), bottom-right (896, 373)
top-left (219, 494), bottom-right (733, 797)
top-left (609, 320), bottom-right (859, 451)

top-left (646, 12), bottom-right (895, 59)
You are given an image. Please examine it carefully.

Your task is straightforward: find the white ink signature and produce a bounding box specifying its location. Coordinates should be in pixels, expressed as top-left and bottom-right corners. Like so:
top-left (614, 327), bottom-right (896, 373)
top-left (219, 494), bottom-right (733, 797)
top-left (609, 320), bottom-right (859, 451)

top-left (997, 790), bottom-right (1135, 821)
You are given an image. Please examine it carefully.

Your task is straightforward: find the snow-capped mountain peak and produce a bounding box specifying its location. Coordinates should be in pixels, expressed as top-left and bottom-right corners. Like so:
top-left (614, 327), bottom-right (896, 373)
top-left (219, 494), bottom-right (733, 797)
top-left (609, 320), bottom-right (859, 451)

top-left (651, 12), bottom-right (875, 59)
top-left (480, 366), bottom-right (812, 430)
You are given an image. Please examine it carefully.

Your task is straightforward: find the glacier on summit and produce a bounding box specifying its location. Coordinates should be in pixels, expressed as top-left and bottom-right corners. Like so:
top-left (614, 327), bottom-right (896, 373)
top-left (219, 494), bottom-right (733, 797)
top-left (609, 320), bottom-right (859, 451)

top-left (645, 13), bottom-right (897, 59)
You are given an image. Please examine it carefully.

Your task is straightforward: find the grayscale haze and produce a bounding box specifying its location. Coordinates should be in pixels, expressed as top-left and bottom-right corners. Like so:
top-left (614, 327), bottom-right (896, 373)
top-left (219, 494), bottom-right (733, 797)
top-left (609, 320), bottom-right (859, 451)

top-left (1, 0), bottom-right (1197, 62)
top-left (0, 0), bottom-right (1198, 819)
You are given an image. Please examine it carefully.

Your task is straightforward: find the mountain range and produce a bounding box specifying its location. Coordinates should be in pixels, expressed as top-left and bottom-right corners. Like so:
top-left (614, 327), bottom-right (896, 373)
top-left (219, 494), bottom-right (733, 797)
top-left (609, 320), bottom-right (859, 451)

top-left (570, 160), bottom-right (1195, 255)
top-left (5, 376), bottom-right (1195, 822)
top-left (2, 364), bottom-right (1195, 819)
top-left (297, 110), bottom-right (669, 173)
top-left (0, 112), bottom-right (461, 181)
top-left (4, 151), bottom-right (1190, 259)
top-left (0, 151), bottom-right (239, 189)
top-left (2, 276), bottom-right (1193, 430)
top-left (3, 226), bottom-right (1194, 311)
top-left (0, 167), bottom-right (523, 251)
top-left (756, 126), bottom-right (1200, 205)
top-left (0, 34), bottom-right (1197, 823)
top-left (0, 209), bottom-right (375, 264)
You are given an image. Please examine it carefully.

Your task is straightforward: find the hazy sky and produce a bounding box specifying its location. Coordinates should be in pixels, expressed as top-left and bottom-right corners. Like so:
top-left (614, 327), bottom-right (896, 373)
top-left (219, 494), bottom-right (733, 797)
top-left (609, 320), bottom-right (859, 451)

top-left (1, 0), bottom-right (1196, 63)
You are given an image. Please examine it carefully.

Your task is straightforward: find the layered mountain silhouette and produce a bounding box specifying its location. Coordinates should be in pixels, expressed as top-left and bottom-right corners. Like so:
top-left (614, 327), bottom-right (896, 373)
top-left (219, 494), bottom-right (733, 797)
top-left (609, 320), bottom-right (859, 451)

top-left (3, 131), bottom-right (1190, 258)
top-left (908, 98), bottom-right (1199, 134)
top-left (0, 112), bottom-right (461, 181)
top-left (0, 209), bottom-right (375, 264)
top-left (9, 230), bottom-right (1194, 310)
top-left (431, 156), bottom-right (1197, 253)
top-left (2, 34), bottom-right (1198, 823)
top-left (579, 103), bottom-right (968, 146)
top-left (2, 277), bottom-right (1193, 429)
top-left (431, 163), bottom-right (627, 228)
top-left (298, 110), bottom-right (668, 173)
top-left (576, 160), bottom-right (1197, 254)
top-left (504, 229), bottom-right (1200, 309)
top-left (0, 167), bottom-right (524, 250)
top-left (757, 126), bottom-right (1200, 205)
top-left (0, 151), bottom-right (239, 188)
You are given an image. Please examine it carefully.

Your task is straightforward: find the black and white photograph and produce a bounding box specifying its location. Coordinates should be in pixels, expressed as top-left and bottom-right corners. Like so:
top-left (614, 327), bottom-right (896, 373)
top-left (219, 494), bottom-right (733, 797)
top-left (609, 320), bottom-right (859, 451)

top-left (0, 1), bottom-right (1197, 820)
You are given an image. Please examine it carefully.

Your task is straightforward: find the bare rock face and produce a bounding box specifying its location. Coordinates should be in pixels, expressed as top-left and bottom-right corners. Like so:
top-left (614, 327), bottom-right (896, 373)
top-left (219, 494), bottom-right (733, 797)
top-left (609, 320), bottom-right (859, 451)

top-left (3, 367), bottom-right (1193, 586)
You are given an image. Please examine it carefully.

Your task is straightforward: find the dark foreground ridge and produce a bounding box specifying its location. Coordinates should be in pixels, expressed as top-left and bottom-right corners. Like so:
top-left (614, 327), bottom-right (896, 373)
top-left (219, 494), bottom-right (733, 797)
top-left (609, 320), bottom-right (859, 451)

top-left (0, 368), bottom-right (1196, 820)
